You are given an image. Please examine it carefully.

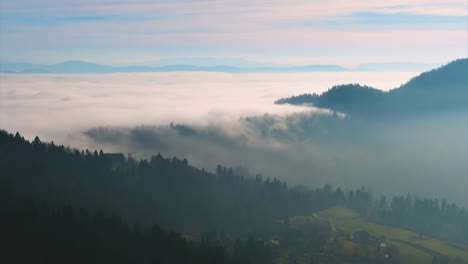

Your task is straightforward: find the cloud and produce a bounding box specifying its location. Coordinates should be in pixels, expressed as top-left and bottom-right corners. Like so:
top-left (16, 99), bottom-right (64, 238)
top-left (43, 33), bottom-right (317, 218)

top-left (288, 12), bottom-right (466, 30)
top-left (0, 71), bottom-right (415, 141)
top-left (4, 1), bottom-right (466, 28)
top-left (81, 109), bottom-right (468, 208)
top-left (1, 0), bottom-right (466, 64)
top-left (1, 70), bottom-right (466, 207)
top-left (347, 12), bottom-right (467, 26)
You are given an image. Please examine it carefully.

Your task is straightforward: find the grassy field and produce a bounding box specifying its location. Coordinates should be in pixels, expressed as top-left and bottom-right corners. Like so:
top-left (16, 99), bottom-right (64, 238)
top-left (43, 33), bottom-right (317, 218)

top-left (314, 206), bottom-right (468, 262)
top-left (391, 240), bottom-right (433, 264)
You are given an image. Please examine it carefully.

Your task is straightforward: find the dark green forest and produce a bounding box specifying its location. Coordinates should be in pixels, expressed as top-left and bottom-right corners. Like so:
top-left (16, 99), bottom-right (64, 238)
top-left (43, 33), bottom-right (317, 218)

top-left (1, 129), bottom-right (468, 263)
top-left (1, 130), bottom-right (342, 235)
top-left (0, 196), bottom-right (273, 264)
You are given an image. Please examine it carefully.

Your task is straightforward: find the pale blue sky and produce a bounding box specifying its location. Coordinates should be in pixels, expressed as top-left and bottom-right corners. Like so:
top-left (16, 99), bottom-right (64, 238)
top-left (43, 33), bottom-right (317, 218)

top-left (0, 0), bottom-right (466, 66)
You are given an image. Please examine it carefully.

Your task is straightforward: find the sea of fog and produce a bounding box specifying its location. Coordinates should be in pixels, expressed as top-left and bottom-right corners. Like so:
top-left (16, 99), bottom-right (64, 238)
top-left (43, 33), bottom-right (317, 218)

top-left (1, 71), bottom-right (467, 207)
top-left (0, 71), bottom-right (417, 142)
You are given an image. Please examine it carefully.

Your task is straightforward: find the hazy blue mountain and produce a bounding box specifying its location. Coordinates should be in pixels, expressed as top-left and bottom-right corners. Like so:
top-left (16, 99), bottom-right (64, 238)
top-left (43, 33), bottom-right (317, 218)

top-left (276, 58), bottom-right (468, 117)
top-left (1, 59), bottom-right (448, 73)
top-left (0, 60), bottom-right (351, 73)
top-left (46, 60), bottom-right (113, 73)
top-left (0, 60), bottom-right (113, 73)
top-left (138, 57), bottom-right (291, 68)
top-left (289, 64), bottom-right (348, 72)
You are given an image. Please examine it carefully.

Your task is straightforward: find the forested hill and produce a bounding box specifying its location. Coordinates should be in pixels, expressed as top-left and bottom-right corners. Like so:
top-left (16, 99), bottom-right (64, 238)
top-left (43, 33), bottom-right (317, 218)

top-left (0, 130), bottom-right (344, 236)
top-left (275, 58), bottom-right (468, 118)
top-left (2, 129), bottom-right (468, 248)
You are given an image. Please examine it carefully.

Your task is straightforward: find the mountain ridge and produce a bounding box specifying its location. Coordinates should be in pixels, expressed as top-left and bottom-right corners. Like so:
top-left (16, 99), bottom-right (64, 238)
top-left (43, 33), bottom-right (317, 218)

top-left (0, 60), bottom-right (349, 73)
top-left (275, 58), bottom-right (468, 117)
top-left (0, 59), bottom-right (438, 73)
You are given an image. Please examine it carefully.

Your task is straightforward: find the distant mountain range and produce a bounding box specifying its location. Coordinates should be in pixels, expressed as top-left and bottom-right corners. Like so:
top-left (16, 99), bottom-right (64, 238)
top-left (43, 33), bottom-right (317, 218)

top-left (137, 57), bottom-right (292, 68)
top-left (276, 58), bottom-right (468, 117)
top-left (0, 60), bottom-right (348, 73)
top-left (0, 60), bottom-right (436, 74)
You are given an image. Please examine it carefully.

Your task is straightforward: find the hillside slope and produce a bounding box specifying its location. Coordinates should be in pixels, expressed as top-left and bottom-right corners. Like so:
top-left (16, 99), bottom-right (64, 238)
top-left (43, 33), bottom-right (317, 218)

top-left (276, 58), bottom-right (468, 118)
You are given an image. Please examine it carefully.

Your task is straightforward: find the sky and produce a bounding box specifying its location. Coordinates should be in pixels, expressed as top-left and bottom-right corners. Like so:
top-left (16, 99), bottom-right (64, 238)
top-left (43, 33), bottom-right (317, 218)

top-left (0, 0), bottom-right (467, 66)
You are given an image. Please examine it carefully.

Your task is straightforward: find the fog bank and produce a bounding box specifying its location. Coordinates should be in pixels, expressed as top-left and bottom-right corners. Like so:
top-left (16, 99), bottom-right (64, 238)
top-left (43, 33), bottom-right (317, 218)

top-left (0, 71), bottom-right (416, 142)
top-left (4, 71), bottom-right (465, 206)
top-left (83, 111), bottom-right (468, 208)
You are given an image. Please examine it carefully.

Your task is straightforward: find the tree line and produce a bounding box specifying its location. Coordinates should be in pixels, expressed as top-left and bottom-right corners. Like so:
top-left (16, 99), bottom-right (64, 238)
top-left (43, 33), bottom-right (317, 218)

top-left (370, 194), bottom-right (468, 245)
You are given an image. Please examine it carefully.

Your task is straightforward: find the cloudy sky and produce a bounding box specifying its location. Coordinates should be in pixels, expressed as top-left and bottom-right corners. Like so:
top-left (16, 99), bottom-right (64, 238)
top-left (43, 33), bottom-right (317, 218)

top-left (0, 0), bottom-right (466, 65)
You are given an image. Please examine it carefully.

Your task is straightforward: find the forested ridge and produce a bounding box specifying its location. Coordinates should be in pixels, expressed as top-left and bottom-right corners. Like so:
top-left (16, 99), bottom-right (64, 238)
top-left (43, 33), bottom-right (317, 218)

top-left (275, 58), bottom-right (468, 118)
top-left (0, 130), bottom-right (343, 235)
top-left (1, 129), bottom-right (468, 263)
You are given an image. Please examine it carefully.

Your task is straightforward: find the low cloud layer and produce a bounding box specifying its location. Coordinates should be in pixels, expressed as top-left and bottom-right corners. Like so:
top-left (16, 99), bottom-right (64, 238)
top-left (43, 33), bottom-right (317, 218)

top-left (0, 71), bottom-right (414, 141)
top-left (2, 71), bottom-right (466, 207)
top-left (83, 111), bottom-right (468, 208)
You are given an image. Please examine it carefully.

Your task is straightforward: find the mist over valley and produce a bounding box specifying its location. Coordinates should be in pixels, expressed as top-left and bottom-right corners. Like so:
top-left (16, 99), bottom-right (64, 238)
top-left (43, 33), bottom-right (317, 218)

top-left (1, 0), bottom-right (467, 261)
top-left (2, 65), bottom-right (466, 207)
